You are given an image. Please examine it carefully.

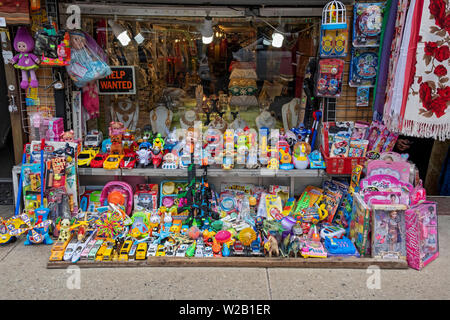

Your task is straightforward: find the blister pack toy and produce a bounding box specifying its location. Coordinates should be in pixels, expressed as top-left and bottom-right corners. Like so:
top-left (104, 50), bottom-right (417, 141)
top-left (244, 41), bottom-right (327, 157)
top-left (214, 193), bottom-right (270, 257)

top-left (330, 135), bottom-right (349, 158)
top-left (352, 2), bottom-right (384, 47)
top-left (316, 58), bottom-right (345, 97)
top-left (356, 86), bottom-right (370, 106)
top-left (320, 28), bottom-right (349, 58)
top-left (349, 48), bottom-right (378, 87)
top-left (34, 23), bottom-right (71, 66)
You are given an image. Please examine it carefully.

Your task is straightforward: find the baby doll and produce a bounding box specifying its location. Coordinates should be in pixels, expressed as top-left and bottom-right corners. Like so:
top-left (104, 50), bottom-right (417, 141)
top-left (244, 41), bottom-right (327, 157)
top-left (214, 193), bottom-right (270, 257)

top-left (10, 27), bottom-right (39, 89)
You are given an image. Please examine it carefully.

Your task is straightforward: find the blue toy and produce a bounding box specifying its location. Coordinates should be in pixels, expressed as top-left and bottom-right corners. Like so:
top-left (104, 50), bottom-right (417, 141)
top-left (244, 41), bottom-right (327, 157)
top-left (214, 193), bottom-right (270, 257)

top-left (324, 236), bottom-right (357, 255)
top-left (308, 150), bottom-right (326, 169)
top-left (222, 243), bottom-right (231, 257)
top-left (101, 138), bottom-right (112, 153)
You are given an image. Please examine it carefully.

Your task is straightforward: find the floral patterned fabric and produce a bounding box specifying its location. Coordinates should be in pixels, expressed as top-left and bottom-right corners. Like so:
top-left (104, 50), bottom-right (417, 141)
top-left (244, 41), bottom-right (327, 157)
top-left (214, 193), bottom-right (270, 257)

top-left (401, 0), bottom-right (450, 141)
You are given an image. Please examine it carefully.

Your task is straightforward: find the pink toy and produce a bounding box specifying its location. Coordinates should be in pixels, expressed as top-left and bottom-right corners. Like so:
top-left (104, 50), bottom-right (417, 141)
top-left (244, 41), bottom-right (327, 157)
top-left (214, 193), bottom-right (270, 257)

top-left (367, 121), bottom-right (384, 150)
top-left (405, 201), bottom-right (439, 270)
top-left (411, 180), bottom-right (427, 205)
top-left (367, 160), bottom-right (411, 183)
top-left (364, 191), bottom-right (403, 205)
top-left (351, 121), bottom-right (370, 140)
top-left (60, 130), bottom-right (75, 142)
top-left (382, 132), bottom-right (399, 153)
top-left (360, 174), bottom-right (413, 194)
top-left (11, 27), bottom-right (39, 89)
top-left (215, 230), bottom-right (232, 244)
top-left (82, 81), bottom-right (100, 118)
top-left (100, 181), bottom-right (134, 216)
top-left (109, 121), bottom-right (125, 137)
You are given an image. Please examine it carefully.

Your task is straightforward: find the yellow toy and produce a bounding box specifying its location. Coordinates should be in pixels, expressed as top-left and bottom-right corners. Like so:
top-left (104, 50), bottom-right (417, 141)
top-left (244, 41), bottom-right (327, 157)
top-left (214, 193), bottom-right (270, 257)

top-left (238, 228), bottom-right (256, 246)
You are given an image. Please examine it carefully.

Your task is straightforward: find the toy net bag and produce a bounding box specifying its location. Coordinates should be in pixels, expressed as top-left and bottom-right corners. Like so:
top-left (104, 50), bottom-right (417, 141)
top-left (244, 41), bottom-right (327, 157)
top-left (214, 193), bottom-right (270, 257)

top-left (66, 30), bottom-right (111, 88)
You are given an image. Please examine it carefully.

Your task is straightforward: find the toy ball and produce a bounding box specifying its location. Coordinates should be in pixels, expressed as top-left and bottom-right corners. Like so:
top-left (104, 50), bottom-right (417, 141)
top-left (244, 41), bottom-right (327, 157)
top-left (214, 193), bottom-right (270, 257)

top-left (238, 228), bottom-right (256, 246)
top-left (215, 230), bottom-right (232, 244)
top-left (188, 226), bottom-right (201, 240)
top-left (108, 191), bottom-right (125, 206)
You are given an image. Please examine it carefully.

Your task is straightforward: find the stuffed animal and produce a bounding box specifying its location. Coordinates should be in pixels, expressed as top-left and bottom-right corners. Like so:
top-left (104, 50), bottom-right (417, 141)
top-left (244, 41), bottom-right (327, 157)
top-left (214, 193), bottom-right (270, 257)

top-left (109, 121), bottom-right (125, 137)
top-left (10, 27), bottom-right (40, 89)
top-left (110, 135), bottom-right (123, 155)
top-left (58, 219), bottom-right (71, 242)
top-left (82, 81), bottom-right (100, 118)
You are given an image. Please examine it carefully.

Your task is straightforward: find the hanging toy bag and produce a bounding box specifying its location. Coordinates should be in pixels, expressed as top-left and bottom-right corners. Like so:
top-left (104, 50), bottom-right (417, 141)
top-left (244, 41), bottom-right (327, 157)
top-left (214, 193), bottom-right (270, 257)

top-left (66, 30), bottom-right (111, 88)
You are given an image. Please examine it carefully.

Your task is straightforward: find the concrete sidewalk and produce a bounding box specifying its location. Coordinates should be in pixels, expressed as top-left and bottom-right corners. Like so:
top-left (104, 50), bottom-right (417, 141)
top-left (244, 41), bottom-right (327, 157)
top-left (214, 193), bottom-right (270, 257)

top-left (1, 205), bottom-right (449, 300)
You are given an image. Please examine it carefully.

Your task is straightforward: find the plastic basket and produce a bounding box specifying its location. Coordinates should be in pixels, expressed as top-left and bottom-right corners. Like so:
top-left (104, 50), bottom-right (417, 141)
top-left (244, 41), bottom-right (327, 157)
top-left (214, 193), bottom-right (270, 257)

top-left (321, 146), bottom-right (366, 175)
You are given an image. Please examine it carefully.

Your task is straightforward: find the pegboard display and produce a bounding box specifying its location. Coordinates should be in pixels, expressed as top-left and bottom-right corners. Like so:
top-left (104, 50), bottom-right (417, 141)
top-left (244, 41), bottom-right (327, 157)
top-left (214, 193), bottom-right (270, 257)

top-left (323, 4), bottom-right (375, 123)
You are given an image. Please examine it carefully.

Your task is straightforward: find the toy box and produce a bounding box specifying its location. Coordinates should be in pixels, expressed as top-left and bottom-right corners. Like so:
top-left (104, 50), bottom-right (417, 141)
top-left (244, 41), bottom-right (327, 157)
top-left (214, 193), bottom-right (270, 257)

top-left (371, 204), bottom-right (407, 261)
top-left (134, 184), bottom-right (159, 213)
top-left (405, 201), bottom-right (439, 270)
top-left (349, 193), bottom-right (371, 256)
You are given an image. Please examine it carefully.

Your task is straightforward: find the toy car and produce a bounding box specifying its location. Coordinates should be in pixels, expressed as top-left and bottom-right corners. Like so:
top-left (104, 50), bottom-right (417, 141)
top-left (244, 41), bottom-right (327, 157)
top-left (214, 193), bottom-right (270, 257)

top-left (95, 243), bottom-right (108, 261)
top-left (233, 241), bottom-right (244, 256)
top-left (135, 242), bottom-right (148, 260)
top-left (119, 240), bottom-right (133, 261)
top-left (63, 239), bottom-right (78, 261)
top-left (155, 244), bottom-right (166, 256)
top-left (251, 241), bottom-right (263, 257)
top-left (128, 242), bottom-right (138, 260)
top-left (102, 243), bottom-right (115, 261)
top-left (90, 153), bottom-right (108, 168)
top-left (147, 243), bottom-right (158, 257)
top-left (175, 244), bottom-right (188, 257)
top-left (87, 240), bottom-right (104, 260)
top-left (165, 245), bottom-right (175, 257)
top-left (104, 154), bottom-right (124, 170)
top-left (194, 247), bottom-right (204, 258)
top-left (77, 149), bottom-right (98, 167)
top-left (84, 130), bottom-right (103, 148)
top-left (120, 152), bottom-right (137, 169)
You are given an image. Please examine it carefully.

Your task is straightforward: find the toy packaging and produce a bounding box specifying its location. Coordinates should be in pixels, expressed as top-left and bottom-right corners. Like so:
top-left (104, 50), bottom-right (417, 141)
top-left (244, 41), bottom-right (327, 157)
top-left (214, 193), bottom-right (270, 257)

top-left (320, 27), bottom-right (349, 58)
top-left (348, 139), bottom-right (369, 158)
top-left (371, 204), bottom-right (407, 261)
top-left (316, 58), bottom-right (345, 97)
top-left (66, 30), bottom-right (111, 88)
top-left (349, 48), bottom-right (379, 87)
top-left (330, 135), bottom-right (349, 158)
top-left (405, 201), bottom-right (439, 270)
top-left (33, 24), bottom-right (71, 66)
top-left (352, 2), bottom-right (384, 48)
top-left (349, 193), bottom-right (371, 256)
top-left (356, 86), bottom-right (370, 106)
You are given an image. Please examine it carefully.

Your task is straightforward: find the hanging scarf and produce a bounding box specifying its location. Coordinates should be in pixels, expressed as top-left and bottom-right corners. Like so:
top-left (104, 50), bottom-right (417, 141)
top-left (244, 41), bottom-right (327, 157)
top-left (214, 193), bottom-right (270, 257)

top-left (373, 0), bottom-right (398, 120)
top-left (400, 0), bottom-right (450, 141)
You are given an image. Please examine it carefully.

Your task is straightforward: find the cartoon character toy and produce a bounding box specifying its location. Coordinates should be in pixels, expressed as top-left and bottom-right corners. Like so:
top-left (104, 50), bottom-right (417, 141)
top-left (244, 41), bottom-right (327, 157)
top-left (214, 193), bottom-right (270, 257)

top-left (10, 27), bottom-right (40, 89)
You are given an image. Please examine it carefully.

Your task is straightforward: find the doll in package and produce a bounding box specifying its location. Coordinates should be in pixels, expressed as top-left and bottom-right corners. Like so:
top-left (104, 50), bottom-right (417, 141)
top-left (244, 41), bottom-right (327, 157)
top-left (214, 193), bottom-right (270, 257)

top-left (66, 30), bottom-right (111, 88)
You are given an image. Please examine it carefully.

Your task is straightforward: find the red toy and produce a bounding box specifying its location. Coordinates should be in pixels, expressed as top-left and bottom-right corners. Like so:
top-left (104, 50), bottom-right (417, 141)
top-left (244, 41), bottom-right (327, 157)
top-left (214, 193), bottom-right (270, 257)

top-left (90, 153), bottom-right (108, 168)
top-left (150, 147), bottom-right (163, 168)
top-left (120, 152), bottom-right (137, 169)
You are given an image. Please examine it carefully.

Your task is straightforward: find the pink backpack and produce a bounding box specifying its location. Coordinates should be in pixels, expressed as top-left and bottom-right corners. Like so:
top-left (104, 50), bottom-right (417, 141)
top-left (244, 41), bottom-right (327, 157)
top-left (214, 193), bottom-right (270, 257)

top-left (100, 181), bottom-right (134, 216)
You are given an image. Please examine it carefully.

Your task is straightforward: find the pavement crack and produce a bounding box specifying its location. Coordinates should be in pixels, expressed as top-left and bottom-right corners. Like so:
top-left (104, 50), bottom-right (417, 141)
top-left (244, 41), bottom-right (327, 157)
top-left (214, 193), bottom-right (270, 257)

top-left (265, 268), bottom-right (273, 300)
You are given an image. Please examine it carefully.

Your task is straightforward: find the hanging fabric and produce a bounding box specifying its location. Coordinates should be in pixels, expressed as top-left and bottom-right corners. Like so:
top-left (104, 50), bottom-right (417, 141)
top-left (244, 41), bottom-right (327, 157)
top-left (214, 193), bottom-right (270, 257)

top-left (400, 0), bottom-right (450, 141)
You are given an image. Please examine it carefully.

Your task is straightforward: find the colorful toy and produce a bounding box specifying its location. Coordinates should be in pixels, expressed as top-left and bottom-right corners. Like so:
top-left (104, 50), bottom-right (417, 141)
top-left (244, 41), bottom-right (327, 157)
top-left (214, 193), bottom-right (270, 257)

top-left (263, 234), bottom-right (279, 257)
top-left (316, 58), bottom-right (345, 97)
top-left (99, 181), bottom-right (134, 216)
top-left (349, 48), bottom-right (378, 87)
top-left (301, 239), bottom-right (327, 258)
top-left (405, 201), bottom-right (439, 270)
top-left (352, 2), bottom-right (384, 47)
top-left (324, 236), bottom-right (358, 255)
top-left (292, 142), bottom-right (311, 169)
top-left (34, 24), bottom-right (71, 66)
top-left (10, 27), bottom-right (39, 90)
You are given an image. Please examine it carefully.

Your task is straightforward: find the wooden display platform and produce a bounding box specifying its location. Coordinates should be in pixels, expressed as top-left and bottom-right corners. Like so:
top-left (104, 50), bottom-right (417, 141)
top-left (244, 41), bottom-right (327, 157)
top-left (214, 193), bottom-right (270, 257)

top-left (47, 256), bottom-right (408, 269)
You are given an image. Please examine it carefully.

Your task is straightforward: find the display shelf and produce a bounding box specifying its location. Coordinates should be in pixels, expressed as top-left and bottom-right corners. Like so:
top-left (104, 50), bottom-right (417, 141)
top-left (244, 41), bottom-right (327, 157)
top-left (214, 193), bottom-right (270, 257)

top-left (77, 168), bottom-right (121, 176)
top-left (47, 256), bottom-right (408, 269)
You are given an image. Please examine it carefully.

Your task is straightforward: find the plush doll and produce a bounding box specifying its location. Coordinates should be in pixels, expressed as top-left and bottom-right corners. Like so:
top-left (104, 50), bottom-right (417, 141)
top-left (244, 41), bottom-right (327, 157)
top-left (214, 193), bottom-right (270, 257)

top-left (82, 81), bottom-right (100, 118)
top-left (10, 27), bottom-right (39, 89)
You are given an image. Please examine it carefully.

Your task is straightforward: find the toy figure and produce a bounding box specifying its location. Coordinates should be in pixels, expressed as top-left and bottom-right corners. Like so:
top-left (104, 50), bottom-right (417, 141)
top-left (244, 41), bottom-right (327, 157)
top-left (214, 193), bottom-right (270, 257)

top-left (387, 211), bottom-right (401, 252)
top-left (60, 130), bottom-right (75, 142)
top-left (58, 218), bottom-right (71, 242)
top-left (10, 27), bottom-right (40, 89)
top-left (263, 234), bottom-right (279, 257)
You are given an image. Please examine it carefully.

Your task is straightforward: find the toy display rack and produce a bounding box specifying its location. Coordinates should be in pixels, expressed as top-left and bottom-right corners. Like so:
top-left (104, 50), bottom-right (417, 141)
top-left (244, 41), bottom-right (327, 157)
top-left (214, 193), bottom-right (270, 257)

top-left (46, 256), bottom-right (408, 269)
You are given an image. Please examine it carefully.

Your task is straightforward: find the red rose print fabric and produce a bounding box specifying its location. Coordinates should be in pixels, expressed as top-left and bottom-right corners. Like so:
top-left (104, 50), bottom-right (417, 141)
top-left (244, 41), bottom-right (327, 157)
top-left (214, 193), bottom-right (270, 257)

top-left (401, 0), bottom-right (450, 140)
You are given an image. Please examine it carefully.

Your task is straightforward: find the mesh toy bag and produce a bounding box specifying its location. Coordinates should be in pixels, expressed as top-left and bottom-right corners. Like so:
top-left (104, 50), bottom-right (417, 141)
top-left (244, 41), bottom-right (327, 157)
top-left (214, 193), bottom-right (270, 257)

top-left (66, 30), bottom-right (111, 88)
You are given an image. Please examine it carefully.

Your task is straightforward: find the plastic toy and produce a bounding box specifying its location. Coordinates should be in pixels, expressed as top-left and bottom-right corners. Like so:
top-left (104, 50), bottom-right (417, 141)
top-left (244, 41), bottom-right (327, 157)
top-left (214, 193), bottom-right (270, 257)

top-left (352, 2), bottom-right (384, 47)
top-left (265, 195), bottom-right (283, 220)
top-left (100, 181), bottom-right (134, 216)
top-left (263, 235), bottom-right (279, 257)
top-left (308, 150), bottom-right (326, 169)
top-left (238, 227), bottom-right (257, 246)
top-left (320, 223), bottom-right (346, 239)
top-left (101, 138), bottom-right (112, 154)
top-left (77, 149), bottom-right (97, 167)
top-left (232, 240), bottom-right (245, 256)
top-left (292, 141), bottom-right (311, 169)
top-left (103, 154), bottom-right (123, 169)
top-left (150, 146), bottom-right (164, 168)
top-left (162, 151), bottom-right (179, 169)
top-left (324, 236), bottom-right (357, 255)
top-left (34, 24), bottom-right (71, 66)
top-left (10, 27), bottom-right (39, 90)
top-left (301, 239), bottom-right (327, 258)
top-left (136, 145), bottom-right (152, 168)
top-left (120, 152), bottom-right (137, 169)
top-left (90, 153), bottom-right (107, 168)
top-left (84, 130), bottom-right (103, 148)
top-left (349, 48), bottom-right (378, 87)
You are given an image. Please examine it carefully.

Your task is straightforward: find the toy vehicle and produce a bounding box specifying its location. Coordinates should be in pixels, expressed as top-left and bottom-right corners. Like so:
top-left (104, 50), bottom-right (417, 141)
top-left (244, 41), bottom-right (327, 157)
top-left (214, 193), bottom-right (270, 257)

top-left (319, 224), bottom-right (346, 239)
top-left (104, 154), bottom-right (124, 170)
top-left (155, 244), bottom-right (166, 256)
top-left (233, 241), bottom-right (244, 256)
top-left (135, 242), bottom-right (148, 260)
top-left (136, 146), bottom-right (152, 168)
top-left (95, 243), bottom-right (108, 261)
top-left (203, 246), bottom-right (213, 257)
top-left (119, 240), bottom-right (133, 261)
top-left (80, 239), bottom-right (97, 260)
top-left (102, 243), bottom-right (115, 261)
top-left (77, 149), bottom-right (98, 167)
top-left (165, 245), bottom-right (175, 257)
top-left (49, 234), bottom-right (74, 261)
top-left (84, 130), bottom-right (103, 148)
top-left (90, 153), bottom-right (108, 168)
top-left (128, 242), bottom-right (138, 260)
top-left (120, 152), bottom-right (137, 169)
top-left (147, 243), bottom-right (158, 257)
top-left (87, 239), bottom-right (104, 260)
top-left (63, 239), bottom-right (79, 261)
top-left (175, 244), bottom-right (188, 257)
top-left (251, 241), bottom-right (263, 256)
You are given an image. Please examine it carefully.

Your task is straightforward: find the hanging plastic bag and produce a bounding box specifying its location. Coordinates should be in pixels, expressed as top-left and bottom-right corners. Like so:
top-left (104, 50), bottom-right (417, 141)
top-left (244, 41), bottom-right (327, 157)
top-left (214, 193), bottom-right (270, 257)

top-left (66, 30), bottom-right (111, 88)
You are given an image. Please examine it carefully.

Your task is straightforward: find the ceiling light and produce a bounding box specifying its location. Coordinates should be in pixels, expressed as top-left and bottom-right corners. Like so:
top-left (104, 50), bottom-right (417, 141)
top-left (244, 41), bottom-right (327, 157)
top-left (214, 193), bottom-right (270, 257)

top-left (271, 32), bottom-right (284, 48)
top-left (108, 19), bottom-right (131, 46)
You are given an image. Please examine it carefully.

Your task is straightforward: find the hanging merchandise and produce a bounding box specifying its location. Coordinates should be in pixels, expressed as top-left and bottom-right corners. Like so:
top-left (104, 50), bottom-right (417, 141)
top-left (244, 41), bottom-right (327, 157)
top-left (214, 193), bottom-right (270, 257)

top-left (352, 2), bottom-right (385, 48)
top-left (349, 48), bottom-right (379, 87)
top-left (10, 26), bottom-right (39, 90)
top-left (66, 30), bottom-right (111, 88)
top-left (396, 0), bottom-right (450, 141)
top-left (33, 23), bottom-right (71, 66)
top-left (356, 87), bottom-right (370, 106)
top-left (315, 58), bottom-right (344, 97)
top-left (82, 81), bottom-right (100, 119)
top-left (320, 1), bottom-right (349, 58)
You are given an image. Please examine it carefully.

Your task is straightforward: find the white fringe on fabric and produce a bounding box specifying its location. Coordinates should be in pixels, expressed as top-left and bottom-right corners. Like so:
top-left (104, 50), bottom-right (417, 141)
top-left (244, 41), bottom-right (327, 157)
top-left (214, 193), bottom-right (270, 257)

top-left (401, 119), bottom-right (450, 141)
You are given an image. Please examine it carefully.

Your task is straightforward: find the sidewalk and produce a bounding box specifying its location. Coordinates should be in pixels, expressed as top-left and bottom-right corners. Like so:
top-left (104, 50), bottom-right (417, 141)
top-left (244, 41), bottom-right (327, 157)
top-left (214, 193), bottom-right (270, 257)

top-left (1, 205), bottom-right (449, 300)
